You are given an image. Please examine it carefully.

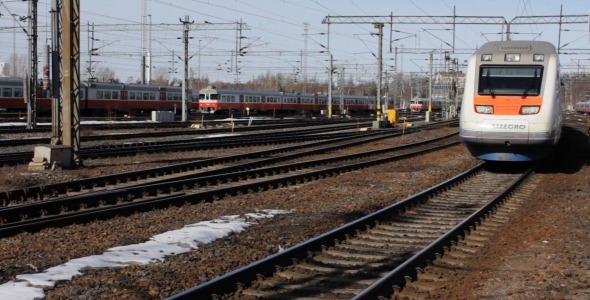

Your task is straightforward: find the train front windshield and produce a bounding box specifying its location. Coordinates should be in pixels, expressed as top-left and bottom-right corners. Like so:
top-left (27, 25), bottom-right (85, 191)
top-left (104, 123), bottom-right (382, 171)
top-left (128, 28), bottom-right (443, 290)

top-left (478, 66), bottom-right (543, 96)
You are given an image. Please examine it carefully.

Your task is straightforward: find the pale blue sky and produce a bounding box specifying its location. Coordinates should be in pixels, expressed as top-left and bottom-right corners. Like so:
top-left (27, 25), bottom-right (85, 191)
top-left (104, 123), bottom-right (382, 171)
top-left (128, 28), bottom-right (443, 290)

top-left (1, 0), bottom-right (589, 83)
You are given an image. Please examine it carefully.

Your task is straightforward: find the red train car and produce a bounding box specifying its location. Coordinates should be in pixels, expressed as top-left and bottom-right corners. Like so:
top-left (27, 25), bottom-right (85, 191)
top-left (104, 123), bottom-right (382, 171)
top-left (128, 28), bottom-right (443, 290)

top-left (0, 77), bottom-right (198, 116)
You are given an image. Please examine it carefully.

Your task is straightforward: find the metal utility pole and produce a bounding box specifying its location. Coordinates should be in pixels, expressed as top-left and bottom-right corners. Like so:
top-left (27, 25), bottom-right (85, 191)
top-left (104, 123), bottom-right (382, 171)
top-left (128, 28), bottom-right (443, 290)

top-left (303, 22), bottom-right (309, 93)
top-left (428, 51), bottom-right (433, 123)
top-left (147, 14), bottom-right (152, 84)
top-left (338, 66), bottom-right (345, 113)
top-left (48, 0), bottom-right (81, 166)
top-left (50, 0), bottom-right (61, 144)
top-left (327, 22), bottom-right (332, 118)
top-left (375, 23), bottom-right (384, 122)
top-left (328, 51), bottom-right (333, 118)
top-left (197, 39), bottom-right (201, 89)
top-left (180, 15), bottom-right (193, 122)
top-left (141, 0), bottom-right (148, 84)
top-left (86, 22), bottom-right (98, 81)
top-left (235, 19), bottom-right (243, 87)
top-left (12, 14), bottom-right (17, 77)
top-left (25, 0), bottom-right (38, 130)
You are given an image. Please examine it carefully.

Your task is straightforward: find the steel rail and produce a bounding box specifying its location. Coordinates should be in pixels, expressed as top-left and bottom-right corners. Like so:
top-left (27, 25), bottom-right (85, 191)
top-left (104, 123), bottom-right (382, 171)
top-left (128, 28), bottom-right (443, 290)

top-left (166, 163), bottom-right (487, 299)
top-left (0, 123), bottom-right (370, 165)
top-left (168, 162), bottom-right (532, 299)
top-left (0, 120), bottom-right (370, 147)
top-left (353, 166), bottom-right (534, 299)
top-left (0, 135), bottom-right (458, 237)
top-left (0, 128), bottom-right (399, 203)
top-left (1, 121), bottom-right (457, 203)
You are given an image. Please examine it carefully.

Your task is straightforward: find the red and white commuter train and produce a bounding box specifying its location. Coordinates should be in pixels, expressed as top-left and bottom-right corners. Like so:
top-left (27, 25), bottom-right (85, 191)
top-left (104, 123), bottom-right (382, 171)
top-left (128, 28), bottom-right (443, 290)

top-left (198, 86), bottom-right (395, 115)
top-left (574, 101), bottom-right (590, 114)
top-left (459, 40), bottom-right (564, 161)
top-left (1, 76), bottom-right (398, 116)
top-left (0, 77), bottom-right (199, 115)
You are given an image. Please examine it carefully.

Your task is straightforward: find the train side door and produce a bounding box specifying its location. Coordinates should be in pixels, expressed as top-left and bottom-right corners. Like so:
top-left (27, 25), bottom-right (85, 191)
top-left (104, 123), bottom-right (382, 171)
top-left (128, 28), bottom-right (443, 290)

top-left (120, 90), bottom-right (128, 111)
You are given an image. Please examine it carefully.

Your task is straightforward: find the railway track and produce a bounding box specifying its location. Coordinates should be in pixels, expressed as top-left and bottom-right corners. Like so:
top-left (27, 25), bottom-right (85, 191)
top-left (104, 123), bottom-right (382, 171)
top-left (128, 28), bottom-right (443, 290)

top-left (0, 129), bottom-right (459, 237)
top-left (0, 127), bottom-right (405, 204)
top-left (0, 122), bottom-right (373, 165)
top-left (0, 119), bottom-right (367, 147)
top-left (166, 162), bottom-right (534, 299)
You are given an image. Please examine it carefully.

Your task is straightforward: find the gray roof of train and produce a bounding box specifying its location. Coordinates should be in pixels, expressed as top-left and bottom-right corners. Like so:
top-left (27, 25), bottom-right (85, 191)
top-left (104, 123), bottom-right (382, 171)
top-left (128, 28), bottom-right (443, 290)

top-left (84, 82), bottom-right (187, 92)
top-left (475, 40), bottom-right (557, 54)
top-left (0, 78), bottom-right (189, 92)
top-left (215, 89), bottom-right (372, 99)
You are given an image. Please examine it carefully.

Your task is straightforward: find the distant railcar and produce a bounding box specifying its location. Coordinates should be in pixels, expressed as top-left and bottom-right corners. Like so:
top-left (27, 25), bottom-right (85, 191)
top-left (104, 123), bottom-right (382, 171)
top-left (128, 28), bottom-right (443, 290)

top-left (409, 97), bottom-right (449, 112)
top-left (198, 86), bottom-right (394, 115)
top-left (574, 101), bottom-right (590, 114)
top-left (0, 77), bottom-right (199, 115)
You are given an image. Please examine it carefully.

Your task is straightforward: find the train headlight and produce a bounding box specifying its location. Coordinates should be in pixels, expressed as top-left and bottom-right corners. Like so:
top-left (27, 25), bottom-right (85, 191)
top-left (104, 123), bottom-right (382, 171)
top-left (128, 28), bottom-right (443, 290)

top-left (504, 53), bottom-right (521, 62)
top-left (533, 54), bottom-right (544, 62)
top-left (481, 54), bottom-right (493, 61)
top-left (520, 105), bottom-right (540, 115)
top-left (475, 105), bottom-right (494, 114)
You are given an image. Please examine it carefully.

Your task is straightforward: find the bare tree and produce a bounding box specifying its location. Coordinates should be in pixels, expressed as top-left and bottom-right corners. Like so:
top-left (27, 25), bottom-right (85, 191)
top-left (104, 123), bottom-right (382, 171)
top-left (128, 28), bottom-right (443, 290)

top-left (8, 54), bottom-right (27, 77)
top-left (94, 66), bottom-right (117, 82)
top-left (151, 66), bottom-right (169, 85)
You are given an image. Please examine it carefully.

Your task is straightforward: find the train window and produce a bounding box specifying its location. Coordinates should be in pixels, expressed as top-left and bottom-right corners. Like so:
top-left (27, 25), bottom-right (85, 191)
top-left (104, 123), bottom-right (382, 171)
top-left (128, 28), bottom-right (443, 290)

top-left (129, 92), bottom-right (136, 100)
top-left (478, 66), bottom-right (543, 96)
top-left (112, 91), bottom-right (119, 100)
top-left (14, 88), bottom-right (23, 97)
top-left (80, 89), bottom-right (85, 99)
top-left (245, 95), bottom-right (261, 103)
top-left (96, 90), bottom-right (104, 99)
top-left (150, 93), bottom-right (156, 100)
top-left (210, 93), bottom-right (219, 100)
top-left (104, 91), bottom-right (112, 100)
top-left (2, 88), bottom-right (12, 97)
top-left (167, 93), bottom-right (173, 100)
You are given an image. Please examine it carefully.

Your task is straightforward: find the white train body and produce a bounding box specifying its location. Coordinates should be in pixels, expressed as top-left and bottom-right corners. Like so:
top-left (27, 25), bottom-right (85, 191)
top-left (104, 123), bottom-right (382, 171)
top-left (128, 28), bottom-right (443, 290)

top-left (460, 41), bottom-right (564, 161)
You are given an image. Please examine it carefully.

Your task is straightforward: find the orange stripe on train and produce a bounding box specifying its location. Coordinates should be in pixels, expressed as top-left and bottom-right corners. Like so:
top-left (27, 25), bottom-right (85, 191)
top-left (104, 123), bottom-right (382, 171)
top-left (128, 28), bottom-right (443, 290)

top-left (473, 95), bottom-right (543, 115)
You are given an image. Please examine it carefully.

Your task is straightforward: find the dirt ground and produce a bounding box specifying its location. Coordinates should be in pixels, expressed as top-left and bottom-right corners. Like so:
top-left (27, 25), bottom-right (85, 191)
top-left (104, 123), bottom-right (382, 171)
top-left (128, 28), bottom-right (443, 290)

top-left (429, 127), bottom-right (590, 299)
top-left (0, 125), bottom-right (588, 299)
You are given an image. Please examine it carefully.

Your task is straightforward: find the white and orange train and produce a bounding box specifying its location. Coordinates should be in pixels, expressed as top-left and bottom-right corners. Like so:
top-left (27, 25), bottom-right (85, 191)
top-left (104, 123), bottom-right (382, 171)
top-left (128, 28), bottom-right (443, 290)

top-left (198, 86), bottom-right (395, 115)
top-left (0, 77), bottom-right (199, 115)
top-left (460, 40), bottom-right (564, 161)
